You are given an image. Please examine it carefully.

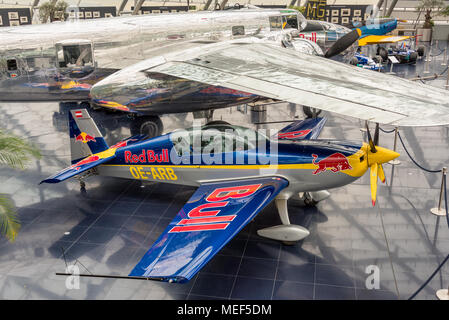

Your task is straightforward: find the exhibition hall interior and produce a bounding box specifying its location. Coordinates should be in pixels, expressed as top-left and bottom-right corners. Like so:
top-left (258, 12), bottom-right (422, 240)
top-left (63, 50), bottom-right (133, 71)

top-left (0, 0), bottom-right (448, 302)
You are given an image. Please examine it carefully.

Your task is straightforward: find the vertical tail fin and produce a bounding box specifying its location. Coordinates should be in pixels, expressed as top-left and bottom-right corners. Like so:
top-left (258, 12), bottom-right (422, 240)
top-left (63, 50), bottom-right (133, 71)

top-left (69, 109), bottom-right (109, 164)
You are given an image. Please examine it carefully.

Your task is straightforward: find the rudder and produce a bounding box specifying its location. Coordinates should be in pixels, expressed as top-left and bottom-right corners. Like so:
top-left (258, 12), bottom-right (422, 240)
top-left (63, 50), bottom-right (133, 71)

top-left (69, 109), bottom-right (108, 164)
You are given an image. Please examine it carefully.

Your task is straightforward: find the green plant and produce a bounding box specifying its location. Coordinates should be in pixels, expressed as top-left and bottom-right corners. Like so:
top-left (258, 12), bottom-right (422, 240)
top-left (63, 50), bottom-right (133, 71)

top-left (416, 0), bottom-right (445, 28)
top-left (39, 0), bottom-right (68, 23)
top-left (441, 5), bottom-right (449, 17)
top-left (0, 129), bottom-right (41, 242)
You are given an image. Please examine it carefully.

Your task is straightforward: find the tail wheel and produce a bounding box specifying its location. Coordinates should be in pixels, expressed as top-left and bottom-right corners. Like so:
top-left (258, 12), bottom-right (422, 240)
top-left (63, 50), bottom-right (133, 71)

top-left (303, 106), bottom-right (322, 118)
top-left (130, 116), bottom-right (163, 138)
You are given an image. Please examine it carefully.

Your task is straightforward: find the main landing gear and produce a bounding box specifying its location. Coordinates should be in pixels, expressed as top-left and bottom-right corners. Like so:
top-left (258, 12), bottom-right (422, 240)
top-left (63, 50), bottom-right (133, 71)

top-left (303, 106), bottom-right (322, 118)
top-left (256, 190), bottom-right (330, 244)
top-left (130, 115), bottom-right (163, 138)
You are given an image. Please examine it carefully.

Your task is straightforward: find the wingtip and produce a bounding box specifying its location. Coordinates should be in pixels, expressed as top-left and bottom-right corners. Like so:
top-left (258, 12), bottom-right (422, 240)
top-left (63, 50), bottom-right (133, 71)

top-left (372, 200), bottom-right (376, 207)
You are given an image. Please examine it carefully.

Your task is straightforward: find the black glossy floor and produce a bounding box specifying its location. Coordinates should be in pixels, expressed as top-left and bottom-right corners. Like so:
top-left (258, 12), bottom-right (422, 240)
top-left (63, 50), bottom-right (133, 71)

top-left (1, 41), bottom-right (449, 300)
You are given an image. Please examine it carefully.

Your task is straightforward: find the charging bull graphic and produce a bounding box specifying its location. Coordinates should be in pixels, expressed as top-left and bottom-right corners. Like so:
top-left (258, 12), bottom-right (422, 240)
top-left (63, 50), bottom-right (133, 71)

top-left (75, 132), bottom-right (96, 143)
top-left (312, 153), bottom-right (352, 175)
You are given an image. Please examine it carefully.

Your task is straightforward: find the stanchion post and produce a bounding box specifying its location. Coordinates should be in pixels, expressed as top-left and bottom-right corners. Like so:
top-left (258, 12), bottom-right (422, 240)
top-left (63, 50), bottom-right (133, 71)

top-left (425, 44), bottom-right (432, 62)
top-left (430, 167), bottom-right (447, 216)
top-left (446, 65), bottom-right (449, 90)
top-left (442, 48), bottom-right (447, 66)
top-left (436, 285), bottom-right (449, 300)
top-left (388, 62), bottom-right (394, 74)
top-left (389, 127), bottom-right (401, 165)
top-left (424, 49), bottom-right (431, 74)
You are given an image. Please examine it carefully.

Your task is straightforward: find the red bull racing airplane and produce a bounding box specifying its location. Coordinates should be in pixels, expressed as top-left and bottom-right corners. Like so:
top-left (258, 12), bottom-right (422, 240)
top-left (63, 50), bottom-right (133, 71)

top-left (41, 109), bottom-right (398, 283)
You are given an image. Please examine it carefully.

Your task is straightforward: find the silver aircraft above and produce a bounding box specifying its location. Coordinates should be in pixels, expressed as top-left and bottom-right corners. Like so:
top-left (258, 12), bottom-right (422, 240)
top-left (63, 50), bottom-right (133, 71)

top-left (1, 7), bottom-right (449, 129)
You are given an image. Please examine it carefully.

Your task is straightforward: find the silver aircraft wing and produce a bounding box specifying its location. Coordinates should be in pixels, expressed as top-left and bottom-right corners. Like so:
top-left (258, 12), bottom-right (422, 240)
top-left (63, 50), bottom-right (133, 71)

top-left (143, 41), bottom-right (449, 127)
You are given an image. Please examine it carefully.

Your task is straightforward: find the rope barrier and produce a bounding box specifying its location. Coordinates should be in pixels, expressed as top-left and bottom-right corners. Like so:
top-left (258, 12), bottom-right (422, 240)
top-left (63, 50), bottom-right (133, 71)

top-left (408, 252), bottom-right (449, 299)
top-left (397, 131), bottom-right (442, 173)
top-left (379, 127), bottom-right (395, 134)
top-left (430, 48), bottom-right (445, 57)
top-left (408, 172), bottom-right (448, 299)
top-left (407, 161), bottom-right (448, 300)
top-left (397, 132), bottom-right (447, 299)
top-left (380, 127), bottom-right (448, 299)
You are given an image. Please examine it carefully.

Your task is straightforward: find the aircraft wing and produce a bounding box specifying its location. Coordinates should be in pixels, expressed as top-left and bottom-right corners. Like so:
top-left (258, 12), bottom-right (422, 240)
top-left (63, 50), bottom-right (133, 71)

top-left (129, 176), bottom-right (289, 282)
top-left (141, 41), bottom-right (449, 127)
top-left (276, 117), bottom-right (327, 140)
top-left (358, 35), bottom-right (412, 46)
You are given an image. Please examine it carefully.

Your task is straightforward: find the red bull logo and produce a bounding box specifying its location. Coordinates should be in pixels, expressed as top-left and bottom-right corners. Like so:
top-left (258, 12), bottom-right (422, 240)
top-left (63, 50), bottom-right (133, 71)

top-left (312, 153), bottom-right (352, 175)
top-left (75, 132), bottom-right (96, 143)
top-left (296, 32), bottom-right (317, 43)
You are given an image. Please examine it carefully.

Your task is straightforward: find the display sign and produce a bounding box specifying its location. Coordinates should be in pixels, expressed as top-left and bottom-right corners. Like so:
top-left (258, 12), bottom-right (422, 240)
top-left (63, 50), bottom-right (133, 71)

top-left (0, 8), bottom-right (31, 27)
top-left (304, 0), bottom-right (327, 21)
top-left (76, 6), bottom-right (116, 19)
top-left (303, 2), bottom-right (371, 26)
top-left (325, 5), bottom-right (371, 26)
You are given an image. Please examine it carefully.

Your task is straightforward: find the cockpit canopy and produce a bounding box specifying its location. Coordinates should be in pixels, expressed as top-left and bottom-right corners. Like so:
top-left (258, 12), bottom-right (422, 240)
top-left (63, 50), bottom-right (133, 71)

top-left (55, 39), bottom-right (94, 68)
top-left (170, 123), bottom-right (269, 156)
top-left (269, 12), bottom-right (307, 32)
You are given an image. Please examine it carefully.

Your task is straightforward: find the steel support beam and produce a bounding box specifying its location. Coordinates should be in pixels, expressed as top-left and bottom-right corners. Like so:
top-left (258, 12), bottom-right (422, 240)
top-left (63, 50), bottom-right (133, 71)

top-left (386, 0), bottom-right (399, 17)
top-left (132, 0), bottom-right (145, 15)
top-left (220, 0), bottom-right (228, 10)
top-left (30, 0), bottom-right (40, 19)
top-left (118, 0), bottom-right (129, 14)
top-left (203, 0), bottom-right (213, 10)
top-left (372, 0), bottom-right (384, 18)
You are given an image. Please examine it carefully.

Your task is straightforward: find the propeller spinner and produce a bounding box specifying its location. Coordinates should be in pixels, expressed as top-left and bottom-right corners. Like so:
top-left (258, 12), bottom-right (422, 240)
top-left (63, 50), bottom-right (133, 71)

top-left (364, 122), bottom-right (399, 206)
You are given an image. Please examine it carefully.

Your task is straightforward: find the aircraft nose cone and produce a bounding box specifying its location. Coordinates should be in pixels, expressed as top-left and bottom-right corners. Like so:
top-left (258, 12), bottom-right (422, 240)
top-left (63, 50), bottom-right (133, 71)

top-left (368, 146), bottom-right (400, 165)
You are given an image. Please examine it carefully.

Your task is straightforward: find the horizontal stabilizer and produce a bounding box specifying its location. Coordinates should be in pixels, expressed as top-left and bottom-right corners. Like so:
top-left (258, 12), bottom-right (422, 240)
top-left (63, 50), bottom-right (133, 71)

top-left (276, 117), bottom-right (327, 140)
top-left (40, 151), bottom-right (115, 184)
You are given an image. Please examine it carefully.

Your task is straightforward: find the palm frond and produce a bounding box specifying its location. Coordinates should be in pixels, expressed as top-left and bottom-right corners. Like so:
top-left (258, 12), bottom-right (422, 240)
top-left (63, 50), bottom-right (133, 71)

top-left (0, 129), bottom-right (41, 242)
top-left (0, 195), bottom-right (20, 243)
top-left (0, 129), bottom-right (41, 169)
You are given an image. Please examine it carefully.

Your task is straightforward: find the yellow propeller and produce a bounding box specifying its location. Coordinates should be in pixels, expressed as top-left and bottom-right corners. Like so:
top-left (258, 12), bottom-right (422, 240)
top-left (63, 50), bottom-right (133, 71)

top-left (365, 122), bottom-right (400, 206)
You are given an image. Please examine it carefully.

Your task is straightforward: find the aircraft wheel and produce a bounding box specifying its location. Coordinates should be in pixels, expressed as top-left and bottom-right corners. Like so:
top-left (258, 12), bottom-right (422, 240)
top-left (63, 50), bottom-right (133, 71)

top-left (409, 52), bottom-right (418, 63)
top-left (130, 116), bottom-right (163, 137)
top-left (350, 57), bottom-right (359, 66)
top-left (372, 55), bottom-right (383, 64)
top-left (59, 102), bottom-right (78, 109)
top-left (417, 45), bottom-right (425, 57)
top-left (303, 192), bottom-right (318, 206)
top-left (377, 47), bottom-right (388, 62)
top-left (205, 120), bottom-right (231, 126)
top-left (303, 106), bottom-right (321, 118)
top-left (79, 101), bottom-right (91, 109)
